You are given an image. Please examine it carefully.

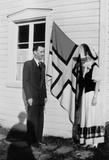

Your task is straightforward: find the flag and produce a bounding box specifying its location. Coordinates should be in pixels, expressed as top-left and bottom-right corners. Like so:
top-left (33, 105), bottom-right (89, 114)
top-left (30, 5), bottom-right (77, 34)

top-left (47, 22), bottom-right (80, 123)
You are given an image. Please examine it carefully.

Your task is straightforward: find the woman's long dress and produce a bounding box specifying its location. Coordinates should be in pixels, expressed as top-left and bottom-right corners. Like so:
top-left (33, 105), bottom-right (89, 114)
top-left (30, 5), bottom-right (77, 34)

top-left (79, 63), bottom-right (105, 145)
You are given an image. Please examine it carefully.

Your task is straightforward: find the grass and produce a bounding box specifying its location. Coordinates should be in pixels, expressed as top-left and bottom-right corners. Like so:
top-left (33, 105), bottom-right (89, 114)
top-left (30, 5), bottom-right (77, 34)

top-left (0, 126), bottom-right (95, 160)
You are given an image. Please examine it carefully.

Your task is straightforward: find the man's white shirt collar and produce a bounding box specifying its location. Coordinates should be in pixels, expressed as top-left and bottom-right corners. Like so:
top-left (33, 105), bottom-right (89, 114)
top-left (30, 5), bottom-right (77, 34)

top-left (34, 58), bottom-right (39, 66)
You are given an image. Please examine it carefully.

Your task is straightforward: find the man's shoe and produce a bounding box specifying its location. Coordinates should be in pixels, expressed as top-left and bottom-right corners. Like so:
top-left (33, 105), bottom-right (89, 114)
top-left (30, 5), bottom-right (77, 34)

top-left (39, 142), bottom-right (46, 146)
top-left (31, 143), bottom-right (39, 151)
top-left (39, 142), bottom-right (47, 149)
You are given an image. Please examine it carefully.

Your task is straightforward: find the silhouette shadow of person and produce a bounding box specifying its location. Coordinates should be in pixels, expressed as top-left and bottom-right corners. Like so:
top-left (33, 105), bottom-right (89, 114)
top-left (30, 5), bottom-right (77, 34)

top-left (6, 111), bottom-right (35, 160)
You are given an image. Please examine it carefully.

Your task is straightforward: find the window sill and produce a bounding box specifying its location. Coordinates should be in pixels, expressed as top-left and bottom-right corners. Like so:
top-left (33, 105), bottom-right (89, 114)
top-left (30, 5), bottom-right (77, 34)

top-left (6, 81), bottom-right (22, 88)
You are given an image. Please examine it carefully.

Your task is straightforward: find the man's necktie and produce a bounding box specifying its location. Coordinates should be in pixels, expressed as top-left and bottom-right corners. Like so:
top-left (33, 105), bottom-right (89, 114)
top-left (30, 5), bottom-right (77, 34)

top-left (38, 62), bottom-right (45, 88)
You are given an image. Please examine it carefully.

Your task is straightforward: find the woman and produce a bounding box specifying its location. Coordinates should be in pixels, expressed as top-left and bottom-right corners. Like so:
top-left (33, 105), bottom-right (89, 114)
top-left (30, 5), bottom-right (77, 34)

top-left (79, 44), bottom-right (105, 148)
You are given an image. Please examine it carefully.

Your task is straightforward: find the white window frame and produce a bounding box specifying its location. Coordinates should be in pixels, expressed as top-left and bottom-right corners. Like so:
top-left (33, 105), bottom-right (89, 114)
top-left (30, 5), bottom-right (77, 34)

top-left (16, 20), bottom-right (46, 81)
top-left (7, 8), bottom-right (53, 88)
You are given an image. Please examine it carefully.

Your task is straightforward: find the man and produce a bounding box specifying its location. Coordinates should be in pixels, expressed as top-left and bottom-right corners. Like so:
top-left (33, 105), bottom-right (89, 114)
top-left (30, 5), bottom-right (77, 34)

top-left (23, 45), bottom-right (47, 149)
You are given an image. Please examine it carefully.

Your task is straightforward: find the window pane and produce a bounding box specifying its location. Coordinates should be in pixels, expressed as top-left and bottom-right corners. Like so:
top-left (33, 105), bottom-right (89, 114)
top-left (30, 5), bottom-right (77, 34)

top-left (18, 25), bottom-right (29, 43)
top-left (34, 23), bottom-right (45, 42)
top-left (33, 42), bottom-right (45, 48)
top-left (17, 49), bottom-right (29, 63)
top-left (16, 63), bottom-right (23, 80)
top-left (18, 44), bottom-right (29, 49)
top-left (16, 49), bottom-right (29, 80)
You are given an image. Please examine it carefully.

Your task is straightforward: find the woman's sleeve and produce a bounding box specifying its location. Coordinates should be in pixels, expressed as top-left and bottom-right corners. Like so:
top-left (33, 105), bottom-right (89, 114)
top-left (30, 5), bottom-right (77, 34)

top-left (92, 65), bottom-right (101, 82)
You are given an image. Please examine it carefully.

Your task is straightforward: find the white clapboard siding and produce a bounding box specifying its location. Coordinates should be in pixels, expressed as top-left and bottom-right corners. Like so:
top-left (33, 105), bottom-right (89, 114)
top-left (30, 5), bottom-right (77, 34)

top-left (0, 32), bottom-right (8, 37)
top-left (52, 0), bottom-right (100, 53)
top-left (60, 24), bottom-right (99, 31)
top-left (54, 11), bottom-right (99, 20)
top-left (0, 0), bottom-right (105, 138)
top-left (105, 0), bottom-right (109, 119)
top-left (56, 17), bottom-right (99, 26)
top-left (97, 0), bottom-right (109, 123)
top-left (0, 0), bottom-right (22, 10)
top-left (53, 2), bottom-right (99, 13)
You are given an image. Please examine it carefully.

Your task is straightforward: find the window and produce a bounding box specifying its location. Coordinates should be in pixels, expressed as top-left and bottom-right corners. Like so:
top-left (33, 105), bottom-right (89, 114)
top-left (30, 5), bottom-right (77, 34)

top-left (7, 8), bottom-right (52, 87)
top-left (16, 24), bottom-right (29, 81)
top-left (33, 23), bottom-right (45, 47)
top-left (16, 20), bottom-right (46, 81)
top-left (18, 25), bottom-right (29, 49)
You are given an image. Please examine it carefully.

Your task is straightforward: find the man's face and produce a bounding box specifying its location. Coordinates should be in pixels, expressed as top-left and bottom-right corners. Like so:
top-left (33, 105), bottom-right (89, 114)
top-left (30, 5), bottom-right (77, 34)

top-left (33, 46), bottom-right (45, 61)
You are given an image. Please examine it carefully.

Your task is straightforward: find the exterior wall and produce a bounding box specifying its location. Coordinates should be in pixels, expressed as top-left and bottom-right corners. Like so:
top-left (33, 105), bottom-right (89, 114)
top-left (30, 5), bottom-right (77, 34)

top-left (104, 0), bottom-right (109, 121)
top-left (0, 0), bottom-right (108, 137)
top-left (0, 0), bottom-right (24, 126)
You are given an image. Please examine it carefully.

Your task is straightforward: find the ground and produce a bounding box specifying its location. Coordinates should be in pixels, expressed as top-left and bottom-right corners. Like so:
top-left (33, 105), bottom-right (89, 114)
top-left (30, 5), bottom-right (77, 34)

top-left (0, 126), bottom-right (95, 160)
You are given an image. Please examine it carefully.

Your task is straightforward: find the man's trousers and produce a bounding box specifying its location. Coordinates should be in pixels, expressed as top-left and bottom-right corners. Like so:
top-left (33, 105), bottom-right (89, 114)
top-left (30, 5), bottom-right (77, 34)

top-left (27, 104), bottom-right (44, 146)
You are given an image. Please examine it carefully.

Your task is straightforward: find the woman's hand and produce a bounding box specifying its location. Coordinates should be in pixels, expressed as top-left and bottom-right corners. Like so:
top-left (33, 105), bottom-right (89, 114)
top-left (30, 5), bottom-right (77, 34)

top-left (92, 96), bottom-right (97, 106)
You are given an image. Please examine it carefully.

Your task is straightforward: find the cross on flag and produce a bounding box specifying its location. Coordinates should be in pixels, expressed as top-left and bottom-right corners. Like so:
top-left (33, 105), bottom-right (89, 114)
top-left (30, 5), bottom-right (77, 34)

top-left (47, 22), bottom-right (80, 123)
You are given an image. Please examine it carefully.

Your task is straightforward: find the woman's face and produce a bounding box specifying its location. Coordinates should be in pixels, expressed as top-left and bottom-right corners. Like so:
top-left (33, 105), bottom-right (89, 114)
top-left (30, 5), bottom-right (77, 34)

top-left (81, 54), bottom-right (93, 68)
top-left (80, 45), bottom-right (94, 67)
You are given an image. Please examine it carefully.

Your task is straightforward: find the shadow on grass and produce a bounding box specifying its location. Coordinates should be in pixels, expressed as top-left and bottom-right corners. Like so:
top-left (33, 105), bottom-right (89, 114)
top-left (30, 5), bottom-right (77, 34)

top-left (0, 127), bottom-right (95, 160)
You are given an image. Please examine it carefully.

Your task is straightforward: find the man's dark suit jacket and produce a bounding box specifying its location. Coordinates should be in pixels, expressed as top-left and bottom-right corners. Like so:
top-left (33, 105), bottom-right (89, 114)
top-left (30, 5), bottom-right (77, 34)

top-left (23, 59), bottom-right (47, 106)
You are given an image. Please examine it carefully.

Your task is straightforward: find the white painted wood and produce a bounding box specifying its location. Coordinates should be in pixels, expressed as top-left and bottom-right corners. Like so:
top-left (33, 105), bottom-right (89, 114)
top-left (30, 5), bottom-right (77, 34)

top-left (54, 9), bottom-right (99, 19)
top-left (7, 20), bottom-right (18, 83)
top-left (53, 1), bottom-right (99, 13)
top-left (105, 0), bottom-right (109, 122)
top-left (55, 16), bottom-right (99, 25)
top-left (7, 8), bottom-right (52, 22)
top-left (49, 0), bottom-right (99, 6)
top-left (60, 24), bottom-right (99, 31)
top-left (45, 13), bottom-right (53, 66)
top-left (99, 0), bottom-right (109, 123)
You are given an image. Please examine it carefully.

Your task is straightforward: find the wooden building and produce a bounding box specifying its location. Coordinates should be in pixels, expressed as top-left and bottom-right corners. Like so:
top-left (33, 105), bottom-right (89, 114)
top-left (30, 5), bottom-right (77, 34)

top-left (0, 0), bottom-right (108, 138)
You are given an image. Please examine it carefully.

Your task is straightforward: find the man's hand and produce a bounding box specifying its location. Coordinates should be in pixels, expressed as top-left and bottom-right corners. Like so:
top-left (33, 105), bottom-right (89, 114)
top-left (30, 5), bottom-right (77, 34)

top-left (28, 98), bottom-right (33, 106)
top-left (44, 98), bottom-right (47, 104)
top-left (44, 98), bottom-right (48, 113)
